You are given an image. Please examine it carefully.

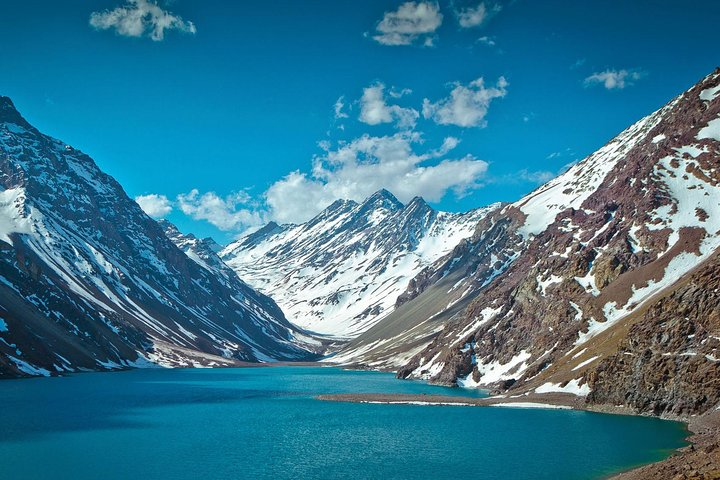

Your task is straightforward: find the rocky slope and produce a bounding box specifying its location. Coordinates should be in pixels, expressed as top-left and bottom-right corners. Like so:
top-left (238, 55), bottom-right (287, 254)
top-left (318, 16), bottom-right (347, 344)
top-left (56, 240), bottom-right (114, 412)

top-left (340, 68), bottom-right (720, 416)
top-left (0, 97), bottom-right (318, 378)
top-left (222, 190), bottom-right (498, 338)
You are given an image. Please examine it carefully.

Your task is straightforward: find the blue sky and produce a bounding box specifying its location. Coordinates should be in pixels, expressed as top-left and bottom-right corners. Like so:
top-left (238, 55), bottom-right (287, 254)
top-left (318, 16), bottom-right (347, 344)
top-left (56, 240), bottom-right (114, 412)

top-left (1, 0), bottom-right (719, 242)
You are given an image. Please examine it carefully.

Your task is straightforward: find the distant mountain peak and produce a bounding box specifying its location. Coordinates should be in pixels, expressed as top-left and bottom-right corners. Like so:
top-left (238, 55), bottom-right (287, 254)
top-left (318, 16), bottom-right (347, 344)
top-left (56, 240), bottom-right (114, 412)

top-left (322, 198), bottom-right (358, 214)
top-left (405, 195), bottom-right (430, 211)
top-left (361, 189), bottom-right (403, 210)
top-left (222, 188), bottom-right (497, 337)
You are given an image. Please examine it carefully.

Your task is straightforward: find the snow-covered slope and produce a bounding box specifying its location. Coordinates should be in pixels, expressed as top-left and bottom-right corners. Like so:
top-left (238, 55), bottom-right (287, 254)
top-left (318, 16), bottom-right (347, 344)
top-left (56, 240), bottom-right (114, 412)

top-left (339, 68), bottom-right (720, 416)
top-left (0, 97), bottom-right (317, 378)
top-left (222, 190), bottom-right (498, 338)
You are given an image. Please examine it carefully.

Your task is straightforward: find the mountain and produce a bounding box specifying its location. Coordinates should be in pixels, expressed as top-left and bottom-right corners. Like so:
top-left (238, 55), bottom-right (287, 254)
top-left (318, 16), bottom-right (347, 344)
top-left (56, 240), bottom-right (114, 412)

top-left (221, 189), bottom-right (498, 338)
top-left (0, 97), bottom-right (318, 378)
top-left (339, 68), bottom-right (720, 416)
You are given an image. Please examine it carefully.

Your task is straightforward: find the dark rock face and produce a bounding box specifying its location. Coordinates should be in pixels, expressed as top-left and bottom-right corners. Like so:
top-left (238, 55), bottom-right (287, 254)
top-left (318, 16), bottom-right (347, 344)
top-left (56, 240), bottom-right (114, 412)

top-left (365, 68), bottom-right (720, 416)
top-left (587, 251), bottom-right (720, 417)
top-left (0, 97), bottom-right (317, 378)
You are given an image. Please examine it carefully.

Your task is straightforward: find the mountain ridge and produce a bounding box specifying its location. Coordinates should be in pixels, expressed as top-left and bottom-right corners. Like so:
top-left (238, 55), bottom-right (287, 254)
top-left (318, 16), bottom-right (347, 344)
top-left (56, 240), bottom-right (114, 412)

top-left (0, 97), bottom-right (319, 377)
top-left (334, 67), bottom-right (720, 417)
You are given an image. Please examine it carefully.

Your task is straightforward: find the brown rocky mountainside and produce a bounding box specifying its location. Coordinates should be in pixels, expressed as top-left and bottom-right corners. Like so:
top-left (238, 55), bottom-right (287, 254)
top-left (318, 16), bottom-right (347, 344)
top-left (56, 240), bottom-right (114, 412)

top-left (587, 249), bottom-right (720, 416)
top-left (337, 68), bottom-right (720, 417)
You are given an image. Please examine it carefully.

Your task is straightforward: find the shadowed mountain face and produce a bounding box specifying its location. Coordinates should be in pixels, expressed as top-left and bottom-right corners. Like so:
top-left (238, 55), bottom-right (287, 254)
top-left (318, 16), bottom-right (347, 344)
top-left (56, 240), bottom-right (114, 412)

top-left (0, 97), bottom-right (319, 378)
top-left (221, 189), bottom-right (499, 339)
top-left (337, 69), bottom-right (720, 415)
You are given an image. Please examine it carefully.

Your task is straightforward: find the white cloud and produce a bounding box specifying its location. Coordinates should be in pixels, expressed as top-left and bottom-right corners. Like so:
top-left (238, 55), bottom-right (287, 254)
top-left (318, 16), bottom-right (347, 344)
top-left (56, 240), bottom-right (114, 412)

top-left (176, 189), bottom-right (264, 231)
top-left (388, 87), bottom-right (413, 99)
top-left (476, 36), bottom-right (496, 47)
top-left (334, 96), bottom-right (349, 119)
top-left (372, 1), bottom-right (443, 46)
top-left (359, 83), bottom-right (419, 129)
top-left (264, 133), bottom-right (487, 224)
top-left (583, 69), bottom-right (645, 90)
top-left (135, 194), bottom-right (172, 218)
top-left (422, 76), bottom-right (508, 127)
top-left (90, 0), bottom-right (196, 41)
top-left (456, 2), bottom-right (500, 28)
top-left (174, 133), bottom-right (489, 230)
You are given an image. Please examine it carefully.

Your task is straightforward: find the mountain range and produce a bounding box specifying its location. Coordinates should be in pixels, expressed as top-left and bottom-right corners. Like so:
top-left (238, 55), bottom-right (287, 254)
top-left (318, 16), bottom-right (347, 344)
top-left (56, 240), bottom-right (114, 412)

top-left (1, 68), bottom-right (719, 419)
top-left (221, 190), bottom-right (496, 338)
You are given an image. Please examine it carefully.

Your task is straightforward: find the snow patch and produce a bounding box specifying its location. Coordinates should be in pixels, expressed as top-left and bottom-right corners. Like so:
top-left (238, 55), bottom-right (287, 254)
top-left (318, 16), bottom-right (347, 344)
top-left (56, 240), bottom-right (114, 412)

top-left (8, 356), bottom-right (51, 377)
top-left (535, 378), bottom-right (590, 396)
top-left (572, 355), bottom-right (600, 371)
top-left (697, 117), bottom-right (720, 141)
top-left (491, 402), bottom-right (572, 410)
top-left (461, 350), bottom-right (532, 387)
top-left (699, 84), bottom-right (720, 102)
top-left (537, 274), bottom-right (563, 296)
top-left (0, 187), bottom-right (32, 244)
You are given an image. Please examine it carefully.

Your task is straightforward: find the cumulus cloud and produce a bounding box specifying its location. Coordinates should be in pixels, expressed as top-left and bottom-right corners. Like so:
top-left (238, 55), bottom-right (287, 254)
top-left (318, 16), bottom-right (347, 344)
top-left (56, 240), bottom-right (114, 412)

top-left (422, 76), bottom-right (508, 127)
top-left (176, 189), bottom-right (264, 231)
top-left (174, 133), bottom-right (490, 230)
top-left (359, 83), bottom-right (419, 129)
top-left (372, 1), bottom-right (443, 46)
top-left (135, 194), bottom-right (172, 218)
top-left (90, 0), bottom-right (196, 41)
top-left (456, 2), bottom-right (500, 28)
top-left (264, 133), bottom-right (488, 224)
top-left (583, 69), bottom-right (645, 90)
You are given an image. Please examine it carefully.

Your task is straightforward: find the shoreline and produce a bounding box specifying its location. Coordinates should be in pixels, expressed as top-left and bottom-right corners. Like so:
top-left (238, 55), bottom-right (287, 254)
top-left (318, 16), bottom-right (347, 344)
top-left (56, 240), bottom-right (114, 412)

top-left (317, 392), bottom-right (720, 479)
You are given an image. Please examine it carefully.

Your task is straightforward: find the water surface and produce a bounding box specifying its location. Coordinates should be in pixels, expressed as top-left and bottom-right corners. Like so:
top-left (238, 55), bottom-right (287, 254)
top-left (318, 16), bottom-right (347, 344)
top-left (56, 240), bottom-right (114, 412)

top-left (0, 366), bottom-right (687, 479)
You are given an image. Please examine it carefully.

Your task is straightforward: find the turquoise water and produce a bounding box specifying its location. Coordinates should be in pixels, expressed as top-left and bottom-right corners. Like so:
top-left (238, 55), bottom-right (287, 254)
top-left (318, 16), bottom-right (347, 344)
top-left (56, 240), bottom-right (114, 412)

top-left (0, 367), bottom-right (687, 480)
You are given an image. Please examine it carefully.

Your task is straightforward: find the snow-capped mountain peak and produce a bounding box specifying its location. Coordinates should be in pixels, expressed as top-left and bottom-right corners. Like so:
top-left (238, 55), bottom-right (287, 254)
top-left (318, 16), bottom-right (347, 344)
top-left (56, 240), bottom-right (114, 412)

top-left (221, 190), bottom-right (498, 338)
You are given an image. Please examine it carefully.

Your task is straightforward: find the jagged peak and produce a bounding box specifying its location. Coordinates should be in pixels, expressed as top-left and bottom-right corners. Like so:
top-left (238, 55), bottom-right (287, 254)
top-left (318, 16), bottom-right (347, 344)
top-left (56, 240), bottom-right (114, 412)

top-left (406, 196), bottom-right (430, 209)
top-left (157, 219), bottom-right (202, 245)
top-left (201, 237), bottom-right (223, 253)
top-left (157, 219), bottom-right (182, 235)
top-left (230, 220), bottom-right (286, 251)
top-left (0, 96), bottom-right (32, 130)
top-left (248, 220), bottom-right (284, 239)
top-left (401, 196), bottom-right (434, 219)
top-left (360, 189), bottom-right (404, 211)
top-left (326, 198), bottom-right (359, 211)
top-left (305, 198), bottom-right (359, 225)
